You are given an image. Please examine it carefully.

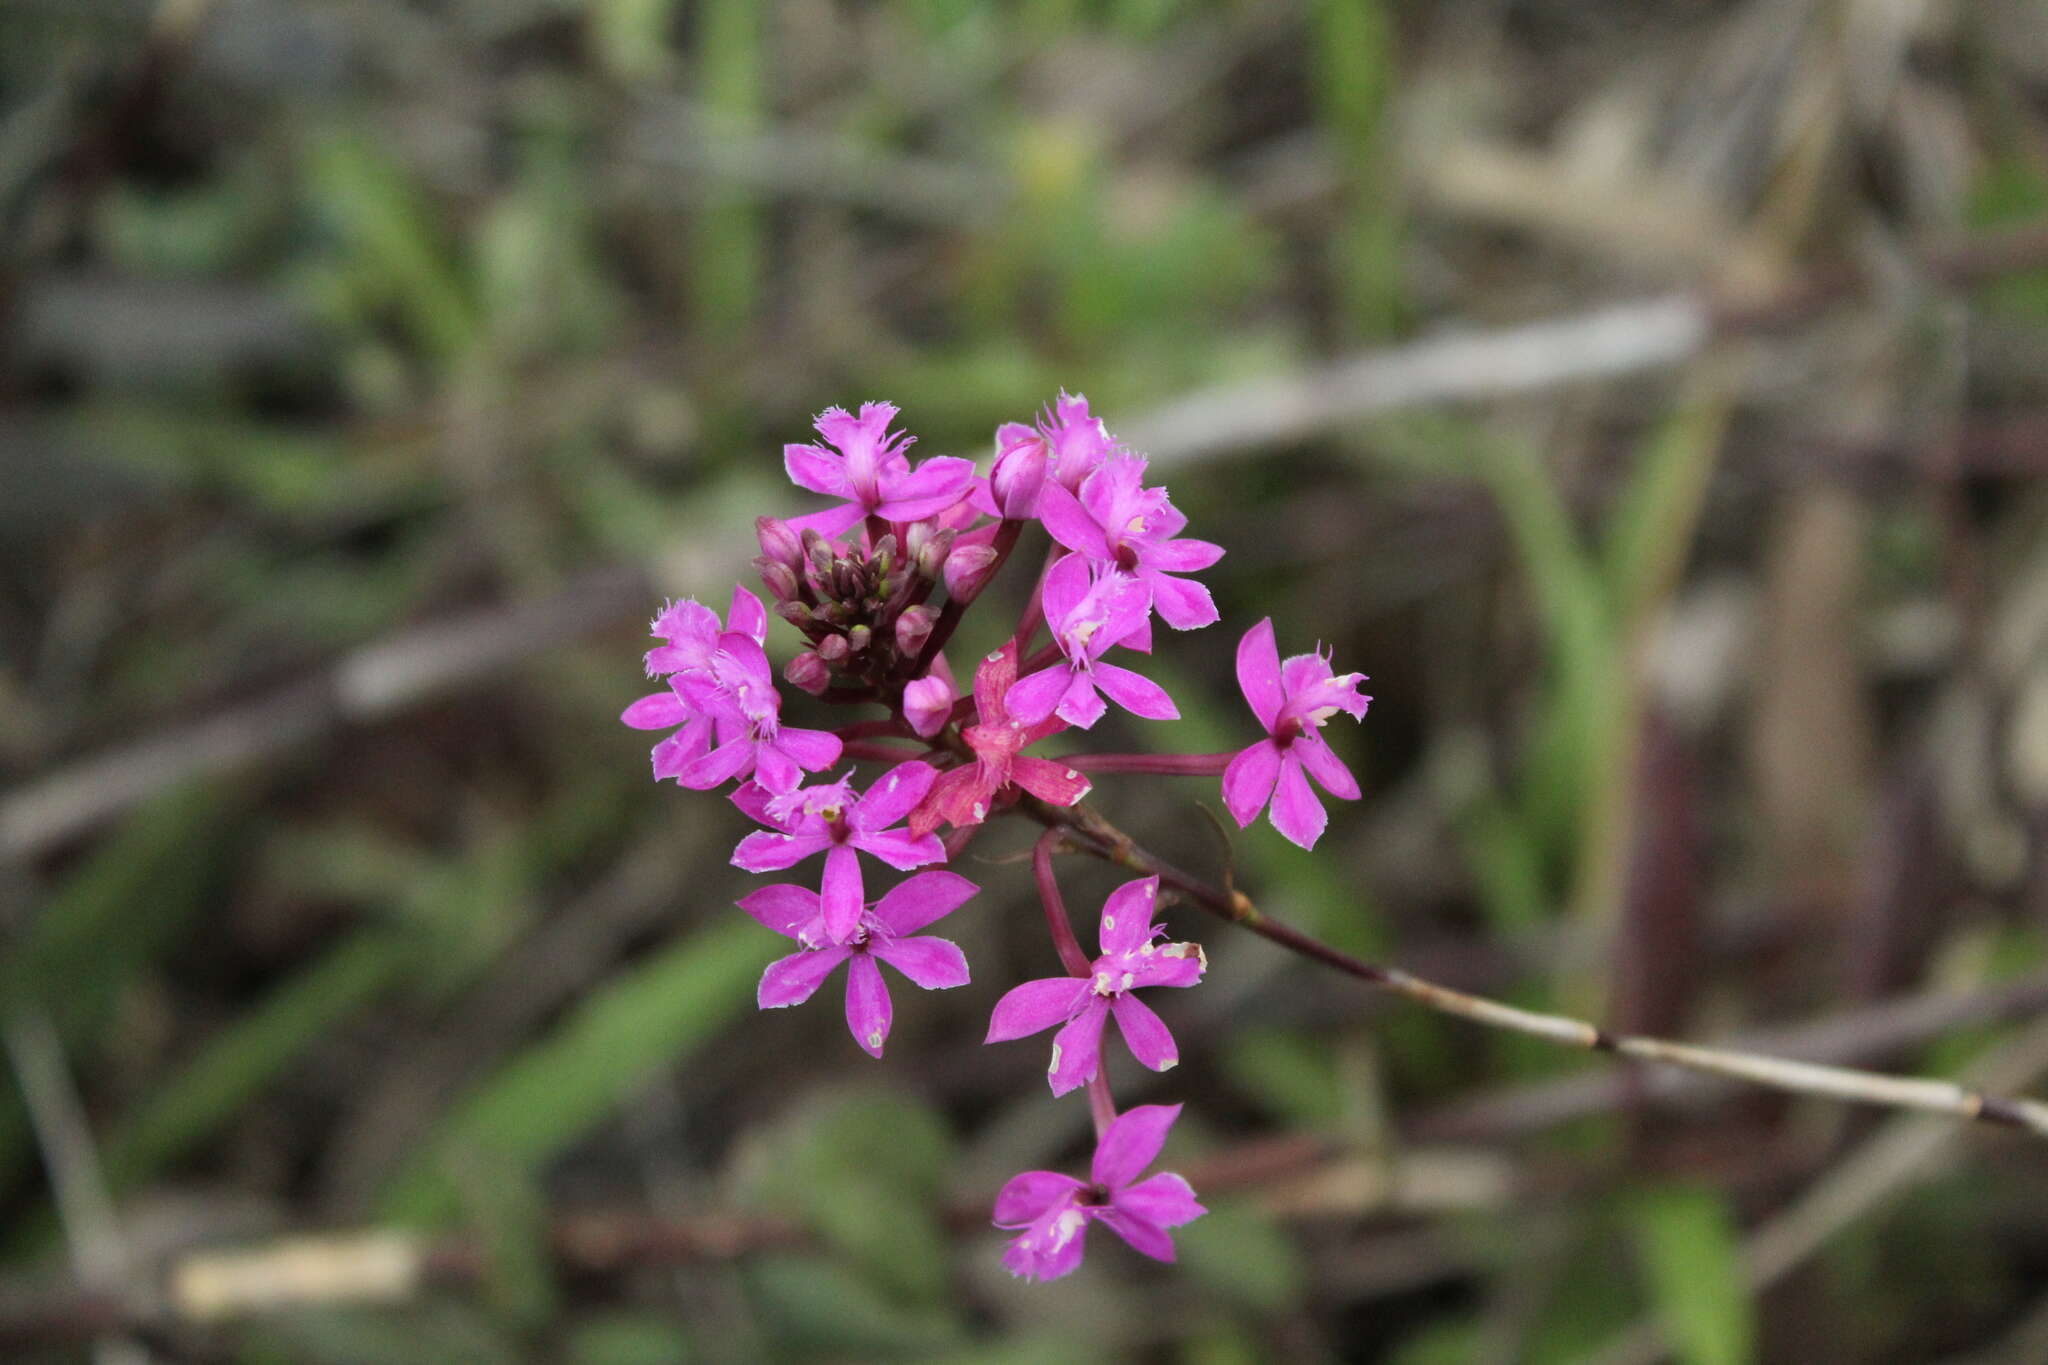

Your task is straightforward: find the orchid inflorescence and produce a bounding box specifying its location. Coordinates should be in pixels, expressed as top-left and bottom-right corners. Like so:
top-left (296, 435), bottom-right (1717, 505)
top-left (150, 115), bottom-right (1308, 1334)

top-left (623, 395), bottom-right (1370, 1280)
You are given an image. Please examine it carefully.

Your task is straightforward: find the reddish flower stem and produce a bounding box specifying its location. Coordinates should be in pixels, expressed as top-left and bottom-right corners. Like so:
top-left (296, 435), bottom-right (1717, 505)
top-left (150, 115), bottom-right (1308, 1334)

top-left (1065, 752), bottom-right (1237, 776)
top-left (1032, 828), bottom-right (1093, 978)
top-left (1033, 828), bottom-right (1118, 1140)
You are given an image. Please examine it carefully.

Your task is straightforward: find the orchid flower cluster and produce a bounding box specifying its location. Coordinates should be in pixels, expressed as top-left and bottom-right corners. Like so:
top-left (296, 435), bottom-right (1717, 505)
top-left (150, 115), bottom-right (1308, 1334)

top-left (623, 395), bottom-right (1370, 1281)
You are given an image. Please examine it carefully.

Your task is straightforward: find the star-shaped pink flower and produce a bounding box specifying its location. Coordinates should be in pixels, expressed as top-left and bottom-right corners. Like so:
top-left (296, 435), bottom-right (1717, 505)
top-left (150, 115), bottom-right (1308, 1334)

top-left (909, 640), bottom-right (1092, 837)
top-left (1222, 618), bottom-right (1371, 850)
top-left (994, 1103), bottom-right (1206, 1281)
top-left (1036, 454), bottom-right (1222, 630)
top-left (621, 587), bottom-right (840, 792)
top-left (743, 870), bottom-right (975, 1058)
top-left (1004, 556), bottom-right (1177, 730)
top-left (783, 401), bottom-right (976, 539)
top-left (731, 763), bottom-right (947, 944)
top-left (983, 876), bottom-right (1204, 1095)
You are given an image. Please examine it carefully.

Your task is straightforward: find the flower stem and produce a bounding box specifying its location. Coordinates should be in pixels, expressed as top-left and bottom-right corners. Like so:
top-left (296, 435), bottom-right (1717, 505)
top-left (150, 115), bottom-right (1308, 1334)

top-left (1033, 828), bottom-right (1093, 979)
top-left (1086, 1074), bottom-right (1118, 1141)
top-left (1065, 752), bottom-right (1236, 777)
top-left (839, 739), bottom-right (928, 763)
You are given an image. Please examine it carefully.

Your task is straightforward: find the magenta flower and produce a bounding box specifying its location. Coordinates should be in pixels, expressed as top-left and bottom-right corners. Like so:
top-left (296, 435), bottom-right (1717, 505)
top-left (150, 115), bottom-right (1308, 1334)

top-left (783, 402), bottom-right (976, 539)
top-left (742, 870), bottom-right (975, 1058)
top-left (1005, 556), bottom-right (1177, 730)
top-left (1223, 618), bottom-right (1371, 850)
top-left (1036, 455), bottom-right (1222, 630)
top-left (984, 876), bottom-right (1204, 1095)
top-left (731, 762), bottom-right (947, 944)
top-left (994, 1103), bottom-right (1206, 1281)
top-left (910, 640), bottom-right (1092, 837)
top-left (622, 588), bottom-right (838, 792)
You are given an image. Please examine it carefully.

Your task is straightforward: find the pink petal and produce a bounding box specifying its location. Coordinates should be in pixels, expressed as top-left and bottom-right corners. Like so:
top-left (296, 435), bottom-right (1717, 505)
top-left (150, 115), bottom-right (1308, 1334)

top-left (1004, 664), bottom-right (1072, 726)
top-left (1034, 479), bottom-right (1111, 561)
top-left (650, 722), bottom-right (711, 780)
top-left (783, 442), bottom-right (853, 498)
top-left (1147, 537), bottom-right (1224, 573)
top-left (850, 827), bottom-right (945, 871)
top-left (1010, 755), bottom-right (1091, 807)
top-left (1000, 1201), bottom-right (1090, 1282)
top-left (871, 870), bottom-right (978, 934)
top-left (971, 642), bottom-right (1019, 723)
top-left (620, 692), bottom-right (688, 730)
top-left (1294, 733), bottom-right (1360, 800)
top-left (1113, 1171), bottom-right (1206, 1229)
top-left (870, 935), bottom-right (969, 990)
top-left (727, 586), bottom-right (768, 643)
top-left (1110, 994), bottom-right (1179, 1072)
top-left (1094, 1208), bottom-right (1177, 1263)
top-left (875, 456), bottom-right (976, 520)
top-left (1089, 574), bottom-right (1154, 655)
top-left (820, 843), bottom-right (865, 943)
top-left (843, 953), bottom-right (892, 1057)
top-left (1047, 1002), bottom-right (1108, 1096)
top-left (729, 780), bottom-right (780, 827)
top-left (1091, 1102), bottom-right (1182, 1190)
top-left (1268, 753), bottom-right (1328, 850)
top-left (1221, 740), bottom-right (1281, 828)
top-left (1235, 618), bottom-right (1284, 731)
top-left (1092, 663), bottom-right (1179, 720)
top-left (785, 503), bottom-right (866, 539)
top-left (774, 727), bottom-right (844, 774)
top-left (992, 1170), bottom-right (1088, 1226)
top-left (758, 946), bottom-right (850, 1009)
top-left (752, 742), bottom-right (798, 794)
top-left (736, 883), bottom-right (820, 939)
top-left (730, 828), bottom-right (832, 873)
top-left (1096, 877), bottom-right (1160, 957)
top-left (984, 976), bottom-right (1089, 1043)
top-left (852, 761), bottom-right (938, 831)
top-left (1146, 571), bottom-right (1218, 631)
top-left (1123, 944), bottom-right (1205, 991)
top-left (675, 734), bottom-right (758, 789)
top-left (1055, 671), bottom-right (1108, 730)
top-left (1280, 650), bottom-right (1335, 697)
top-left (1038, 553), bottom-right (1091, 632)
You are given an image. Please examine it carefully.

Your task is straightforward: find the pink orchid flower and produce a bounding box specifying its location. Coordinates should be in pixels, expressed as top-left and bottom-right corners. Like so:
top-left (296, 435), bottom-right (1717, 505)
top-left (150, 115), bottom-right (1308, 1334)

top-left (984, 876), bottom-right (1204, 1095)
top-left (1036, 454), bottom-right (1222, 630)
top-left (1222, 618), bottom-right (1371, 850)
top-left (730, 763), bottom-right (947, 944)
top-left (910, 640), bottom-right (1092, 837)
top-left (994, 1103), bottom-right (1206, 1281)
top-left (1005, 556), bottom-right (1178, 730)
top-left (783, 402), bottom-right (976, 539)
top-left (743, 870), bottom-right (975, 1058)
top-left (622, 588), bottom-right (839, 792)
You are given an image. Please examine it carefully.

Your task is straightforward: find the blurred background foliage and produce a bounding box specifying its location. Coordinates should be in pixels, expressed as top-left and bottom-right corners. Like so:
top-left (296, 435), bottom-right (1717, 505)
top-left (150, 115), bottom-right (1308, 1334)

top-left (6, 0), bottom-right (2048, 1360)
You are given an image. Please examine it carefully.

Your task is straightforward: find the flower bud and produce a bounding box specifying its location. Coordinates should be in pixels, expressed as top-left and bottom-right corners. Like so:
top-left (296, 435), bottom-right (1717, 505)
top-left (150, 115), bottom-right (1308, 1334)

top-left (756, 516), bottom-right (803, 570)
top-left (775, 599), bottom-right (813, 630)
top-left (914, 527), bottom-right (957, 581)
top-left (943, 543), bottom-right (1000, 601)
top-left (903, 668), bottom-right (957, 738)
top-left (817, 633), bottom-right (850, 664)
top-left (990, 424), bottom-right (1048, 519)
top-left (754, 557), bottom-right (801, 605)
top-left (846, 623), bottom-right (873, 654)
top-left (784, 650), bottom-right (830, 695)
top-left (894, 604), bottom-right (937, 657)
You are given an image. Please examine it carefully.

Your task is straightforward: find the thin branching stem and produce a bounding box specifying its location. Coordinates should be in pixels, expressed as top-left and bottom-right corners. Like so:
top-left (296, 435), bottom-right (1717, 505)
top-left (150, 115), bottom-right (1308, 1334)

top-left (1020, 798), bottom-right (2048, 1138)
